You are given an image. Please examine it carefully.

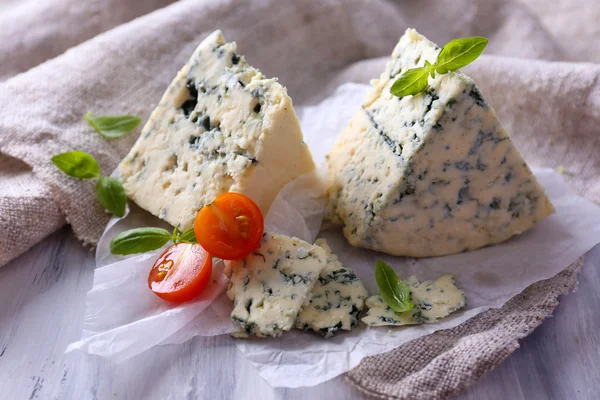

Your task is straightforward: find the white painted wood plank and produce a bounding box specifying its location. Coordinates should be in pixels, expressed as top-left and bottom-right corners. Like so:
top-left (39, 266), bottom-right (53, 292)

top-left (0, 228), bottom-right (94, 400)
top-left (0, 229), bottom-right (598, 400)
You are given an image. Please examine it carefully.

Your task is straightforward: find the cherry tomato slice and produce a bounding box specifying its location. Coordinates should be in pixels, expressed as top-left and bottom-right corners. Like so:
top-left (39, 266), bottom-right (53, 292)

top-left (193, 192), bottom-right (264, 260)
top-left (148, 242), bottom-right (212, 302)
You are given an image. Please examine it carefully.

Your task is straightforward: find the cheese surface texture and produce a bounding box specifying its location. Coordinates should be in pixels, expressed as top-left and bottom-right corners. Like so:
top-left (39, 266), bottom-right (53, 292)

top-left (295, 239), bottom-right (368, 337)
top-left (119, 30), bottom-right (315, 230)
top-left (326, 29), bottom-right (554, 257)
top-left (362, 274), bottom-right (466, 327)
top-left (225, 232), bottom-right (327, 337)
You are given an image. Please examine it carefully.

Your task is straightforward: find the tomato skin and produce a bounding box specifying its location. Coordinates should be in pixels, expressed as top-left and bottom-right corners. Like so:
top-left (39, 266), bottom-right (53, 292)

top-left (148, 243), bottom-right (212, 303)
top-left (193, 192), bottom-right (264, 260)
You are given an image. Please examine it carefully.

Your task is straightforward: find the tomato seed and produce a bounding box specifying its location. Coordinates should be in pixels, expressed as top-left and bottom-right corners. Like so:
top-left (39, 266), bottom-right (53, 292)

top-left (158, 260), bottom-right (174, 272)
top-left (156, 271), bottom-right (167, 281)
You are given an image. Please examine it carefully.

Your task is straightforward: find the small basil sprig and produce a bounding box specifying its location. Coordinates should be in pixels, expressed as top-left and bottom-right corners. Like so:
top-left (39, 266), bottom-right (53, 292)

top-left (51, 151), bottom-right (127, 217)
top-left (375, 261), bottom-right (414, 313)
top-left (390, 36), bottom-right (488, 98)
top-left (176, 227), bottom-right (198, 244)
top-left (110, 226), bottom-right (197, 255)
top-left (390, 68), bottom-right (431, 99)
top-left (96, 177), bottom-right (127, 217)
top-left (84, 112), bottom-right (141, 139)
top-left (51, 112), bottom-right (140, 216)
top-left (434, 37), bottom-right (488, 74)
top-left (51, 151), bottom-right (101, 179)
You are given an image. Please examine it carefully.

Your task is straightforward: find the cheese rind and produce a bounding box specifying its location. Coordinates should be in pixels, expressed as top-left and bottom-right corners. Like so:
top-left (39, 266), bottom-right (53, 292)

top-left (295, 239), bottom-right (368, 337)
top-left (362, 274), bottom-right (466, 327)
top-left (326, 29), bottom-right (554, 257)
top-left (119, 30), bottom-right (315, 230)
top-left (225, 232), bottom-right (327, 337)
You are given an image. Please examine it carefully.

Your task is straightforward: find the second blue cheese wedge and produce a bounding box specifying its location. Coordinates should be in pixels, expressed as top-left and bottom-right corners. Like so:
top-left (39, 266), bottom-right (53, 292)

top-left (326, 29), bottom-right (554, 257)
top-left (295, 239), bottom-right (368, 337)
top-left (362, 274), bottom-right (466, 327)
top-left (119, 30), bottom-right (315, 230)
top-left (224, 232), bottom-right (327, 338)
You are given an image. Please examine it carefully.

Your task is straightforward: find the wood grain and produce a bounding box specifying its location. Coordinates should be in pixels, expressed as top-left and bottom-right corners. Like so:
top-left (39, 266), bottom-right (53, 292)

top-left (0, 228), bottom-right (597, 399)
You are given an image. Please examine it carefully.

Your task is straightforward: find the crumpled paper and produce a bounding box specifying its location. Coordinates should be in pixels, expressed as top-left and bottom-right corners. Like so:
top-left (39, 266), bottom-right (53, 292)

top-left (66, 168), bottom-right (326, 361)
top-left (68, 83), bottom-right (600, 388)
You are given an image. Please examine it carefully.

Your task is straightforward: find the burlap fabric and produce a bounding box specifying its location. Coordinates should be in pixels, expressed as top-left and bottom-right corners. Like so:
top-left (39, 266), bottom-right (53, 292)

top-left (0, 0), bottom-right (598, 398)
top-left (348, 258), bottom-right (584, 399)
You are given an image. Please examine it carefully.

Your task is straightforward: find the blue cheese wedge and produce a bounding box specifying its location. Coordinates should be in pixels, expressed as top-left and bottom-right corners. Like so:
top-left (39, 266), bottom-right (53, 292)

top-left (326, 29), bottom-right (554, 257)
top-left (362, 274), bottom-right (466, 327)
top-left (224, 232), bottom-right (327, 338)
top-left (119, 30), bottom-right (315, 230)
top-left (295, 239), bottom-right (368, 337)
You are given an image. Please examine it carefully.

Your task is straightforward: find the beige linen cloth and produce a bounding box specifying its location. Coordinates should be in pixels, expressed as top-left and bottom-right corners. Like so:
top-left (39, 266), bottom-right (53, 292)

top-left (0, 0), bottom-right (598, 398)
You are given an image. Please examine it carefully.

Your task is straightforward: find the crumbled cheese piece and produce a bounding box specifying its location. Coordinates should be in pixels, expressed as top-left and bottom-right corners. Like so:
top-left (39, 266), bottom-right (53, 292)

top-left (295, 238), bottom-right (368, 337)
top-left (362, 274), bottom-right (466, 327)
top-left (225, 232), bottom-right (327, 337)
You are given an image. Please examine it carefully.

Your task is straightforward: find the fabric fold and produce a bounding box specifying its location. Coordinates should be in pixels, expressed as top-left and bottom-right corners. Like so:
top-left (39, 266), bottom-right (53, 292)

top-left (0, 0), bottom-right (178, 82)
top-left (0, 154), bottom-right (65, 266)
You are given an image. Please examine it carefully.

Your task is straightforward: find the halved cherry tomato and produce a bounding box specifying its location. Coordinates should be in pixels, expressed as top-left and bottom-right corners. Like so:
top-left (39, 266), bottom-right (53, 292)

top-left (193, 192), bottom-right (264, 260)
top-left (148, 242), bottom-right (212, 302)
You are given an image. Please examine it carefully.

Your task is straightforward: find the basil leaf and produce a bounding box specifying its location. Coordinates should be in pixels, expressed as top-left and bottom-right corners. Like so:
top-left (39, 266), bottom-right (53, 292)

top-left (177, 227), bottom-right (198, 244)
top-left (434, 37), bottom-right (488, 75)
top-left (390, 67), bottom-right (430, 98)
top-left (375, 260), bottom-right (414, 313)
top-left (425, 60), bottom-right (435, 78)
top-left (110, 227), bottom-right (172, 255)
top-left (84, 112), bottom-right (141, 139)
top-left (51, 151), bottom-right (100, 179)
top-left (96, 177), bottom-right (127, 217)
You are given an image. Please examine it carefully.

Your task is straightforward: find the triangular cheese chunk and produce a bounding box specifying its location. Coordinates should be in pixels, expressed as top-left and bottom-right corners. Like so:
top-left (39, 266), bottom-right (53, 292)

top-left (327, 29), bottom-right (554, 257)
top-left (119, 30), bottom-right (315, 229)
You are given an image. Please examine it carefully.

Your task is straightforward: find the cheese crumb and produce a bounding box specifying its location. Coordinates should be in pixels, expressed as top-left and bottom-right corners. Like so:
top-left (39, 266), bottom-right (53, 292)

top-left (556, 165), bottom-right (574, 176)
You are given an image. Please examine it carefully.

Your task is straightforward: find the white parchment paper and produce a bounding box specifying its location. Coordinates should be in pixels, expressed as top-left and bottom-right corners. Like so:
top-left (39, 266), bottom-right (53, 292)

top-left (68, 83), bottom-right (600, 388)
top-left (65, 165), bottom-right (326, 360)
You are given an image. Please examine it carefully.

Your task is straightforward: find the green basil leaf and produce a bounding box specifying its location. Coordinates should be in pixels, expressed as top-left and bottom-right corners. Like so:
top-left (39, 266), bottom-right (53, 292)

top-left (390, 67), bottom-right (430, 98)
top-left (177, 227), bottom-right (198, 244)
top-left (434, 36), bottom-right (488, 75)
top-left (425, 60), bottom-right (435, 78)
top-left (110, 227), bottom-right (172, 255)
top-left (375, 260), bottom-right (414, 313)
top-left (51, 151), bottom-right (100, 179)
top-left (84, 112), bottom-right (141, 139)
top-left (96, 177), bottom-right (127, 217)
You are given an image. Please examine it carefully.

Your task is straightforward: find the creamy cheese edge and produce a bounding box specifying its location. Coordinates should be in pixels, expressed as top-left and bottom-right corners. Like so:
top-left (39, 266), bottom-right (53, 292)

top-left (327, 29), bottom-right (554, 257)
top-left (119, 30), bottom-right (314, 230)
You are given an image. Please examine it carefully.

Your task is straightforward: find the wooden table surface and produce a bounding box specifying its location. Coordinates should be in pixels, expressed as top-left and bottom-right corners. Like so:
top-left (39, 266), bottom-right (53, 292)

top-left (0, 227), bottom-right (597, 400)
